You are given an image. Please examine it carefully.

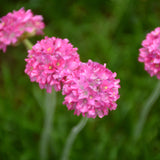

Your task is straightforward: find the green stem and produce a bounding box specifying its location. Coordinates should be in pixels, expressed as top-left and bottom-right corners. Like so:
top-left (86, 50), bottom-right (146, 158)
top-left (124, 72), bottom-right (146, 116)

top-left (133, 81), bottom-right (160, 141)
top-left (22, 39), bottom-right (33, 50)
top-left (40, 90), bottom-right (56, 160)
top-left (22, 38), bottom-right (56, 158)
top-left (61, 117), bottom-right (88, 160)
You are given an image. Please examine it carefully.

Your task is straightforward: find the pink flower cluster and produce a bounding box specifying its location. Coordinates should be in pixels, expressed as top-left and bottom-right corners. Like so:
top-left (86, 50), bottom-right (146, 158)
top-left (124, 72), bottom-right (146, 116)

top-left (25, 36), bottom-right (80, 93)
top-left (139, 27), bottom-right (160, 79)
top-left (25, 36), bottom-right (120, 118)
top-left (0, 8), bottom-right (45, 52)
top-left (62, 60), bottom-right (120, 118)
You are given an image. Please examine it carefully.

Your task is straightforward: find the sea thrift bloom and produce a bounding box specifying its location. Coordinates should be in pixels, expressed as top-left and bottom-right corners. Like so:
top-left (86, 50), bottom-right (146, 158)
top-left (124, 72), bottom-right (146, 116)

top-left (62, 60), bottom-right (120, 118)
top-left (138, 27), bottom-right (160, 79)
top-left (0, 8), bottom-right (45, 52)
top-left (25, 36), bottom-right (80, 93)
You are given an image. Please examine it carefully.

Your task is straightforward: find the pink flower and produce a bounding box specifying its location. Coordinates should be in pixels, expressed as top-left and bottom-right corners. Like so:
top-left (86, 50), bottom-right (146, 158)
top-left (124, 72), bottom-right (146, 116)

top-left (25, 36), bottom-right (80, 93)
top-left (62, 60), bottom-right (120, 118)
top-left (0, 8), bottom-right (45, 52)
top-left (138, 27), bottom-right (160, 79)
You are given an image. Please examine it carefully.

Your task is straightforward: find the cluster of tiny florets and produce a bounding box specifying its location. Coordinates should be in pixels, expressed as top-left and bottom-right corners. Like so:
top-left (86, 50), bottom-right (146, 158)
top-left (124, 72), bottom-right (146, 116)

top-left (138, 27), bottom-right (160, 79)
top-left (62, 60), bottom-right (120, 118)
top-left (0, 8), bottom-right (120, 118)
top-left (25, 36), bottom-right (120, 118)
top-left (25, 36), bottom-right (80, 93)
top-left (0, 8), bottom-right (45, 52)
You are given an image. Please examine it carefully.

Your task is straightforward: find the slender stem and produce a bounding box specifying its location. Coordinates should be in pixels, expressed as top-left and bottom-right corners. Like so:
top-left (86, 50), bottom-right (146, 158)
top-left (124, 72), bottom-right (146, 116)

top-left (22, 39), bottom-right (33, 50)
top-left (40, 90), bottom-right (56, 160)
top-left (61, 117), bottom-right (88, 160)
top-left (22, 39), bottom-right (56, 159)
top-left (133, 81), bottom-right (160, 141)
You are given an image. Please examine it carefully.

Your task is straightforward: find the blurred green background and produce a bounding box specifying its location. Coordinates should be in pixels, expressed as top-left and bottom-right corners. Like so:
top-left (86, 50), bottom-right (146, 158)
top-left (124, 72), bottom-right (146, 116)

top-left (0, 0), bottom-right (160, 159)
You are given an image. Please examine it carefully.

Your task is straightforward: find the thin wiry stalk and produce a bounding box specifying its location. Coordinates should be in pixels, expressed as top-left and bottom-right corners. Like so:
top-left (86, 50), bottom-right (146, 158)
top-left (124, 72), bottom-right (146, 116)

top-left (133, 81), bottom-right (160, 141)
top-left (40, 90), bottom-right (56, 160)
top-left (22, 39), bottom-right (57, 160)
top-left (22, 39), bottom-right (33, 50)
top-left (61, 117), bottom-right (88, 160)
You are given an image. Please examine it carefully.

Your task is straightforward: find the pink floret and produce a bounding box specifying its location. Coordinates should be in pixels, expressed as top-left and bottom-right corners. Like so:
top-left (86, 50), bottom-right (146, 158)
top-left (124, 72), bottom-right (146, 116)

top-left (25, 36), bottom-right (80, 93)
top-left (138, 27), bottom-right (160, 79)
top-left (0, 8), bottom-right (45, 52)
top-left (62, 60), bottom-right (120, 118)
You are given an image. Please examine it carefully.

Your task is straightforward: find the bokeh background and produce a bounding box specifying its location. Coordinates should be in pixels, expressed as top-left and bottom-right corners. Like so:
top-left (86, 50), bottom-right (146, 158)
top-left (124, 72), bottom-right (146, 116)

top-left (0, 0), bottom-right (160, 159)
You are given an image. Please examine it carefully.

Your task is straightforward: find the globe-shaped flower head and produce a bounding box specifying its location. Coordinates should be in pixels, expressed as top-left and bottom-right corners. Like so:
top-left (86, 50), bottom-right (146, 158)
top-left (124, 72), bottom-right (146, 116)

top-left (138, 27), bottom-right (160, 79)
top-left (25, 36), bottom-right (80, 93)
top-left (62, 60), bottom-right (120, 118)
top-left (0, 8), bottom-right (45, 52)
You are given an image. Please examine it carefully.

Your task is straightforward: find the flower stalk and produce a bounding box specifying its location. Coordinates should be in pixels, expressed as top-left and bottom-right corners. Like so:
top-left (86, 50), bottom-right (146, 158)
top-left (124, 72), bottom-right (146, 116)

top-left (22, 39), bottom-right (33, 50)
top-left (40, 90), bottom-right (56, 160)
top-left (61, 117), bottom-right (88, 160)
top-left (22, 38), bottom-right (57, 160)
top-left (133, 81), bottom-right (160, 141)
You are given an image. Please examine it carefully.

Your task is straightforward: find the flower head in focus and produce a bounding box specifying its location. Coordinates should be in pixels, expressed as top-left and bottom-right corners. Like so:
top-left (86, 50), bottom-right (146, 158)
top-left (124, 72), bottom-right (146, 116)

top-left (62, 60), bottom-right (120, 118)
top-left (0, 8), bottom-right (45, 52)
top-left (25, 36), bottom-right (80, 93)
top-left (138, 27), bottom-right (160, 79)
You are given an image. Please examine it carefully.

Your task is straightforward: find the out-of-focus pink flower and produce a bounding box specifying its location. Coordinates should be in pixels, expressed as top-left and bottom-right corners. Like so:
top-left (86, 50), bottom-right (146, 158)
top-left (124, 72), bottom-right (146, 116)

top-left (139, 27), bottom-right (160, 79)
top-left (62, 60), bottom-right (120, 118)
top-left (25, 36), bottom-right (80, 93)
top-left (0, 8), bottom-right (45, 52)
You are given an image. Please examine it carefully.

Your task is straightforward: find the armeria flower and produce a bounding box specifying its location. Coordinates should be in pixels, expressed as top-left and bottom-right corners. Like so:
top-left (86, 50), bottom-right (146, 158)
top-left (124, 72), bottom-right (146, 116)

top-left (0, 8), bottom-right (45, 52)
top-left (62, 60), bottom-right (120, 118)
top-left (138, 27), bottom-right (160, 79)
top-left (25, 36), bottom-right (80, 93)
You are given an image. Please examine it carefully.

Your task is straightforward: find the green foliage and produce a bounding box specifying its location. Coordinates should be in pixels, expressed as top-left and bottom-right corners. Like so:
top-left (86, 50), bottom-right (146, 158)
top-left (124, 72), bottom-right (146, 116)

top-left (0, 0), bottom-right (160, 159)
